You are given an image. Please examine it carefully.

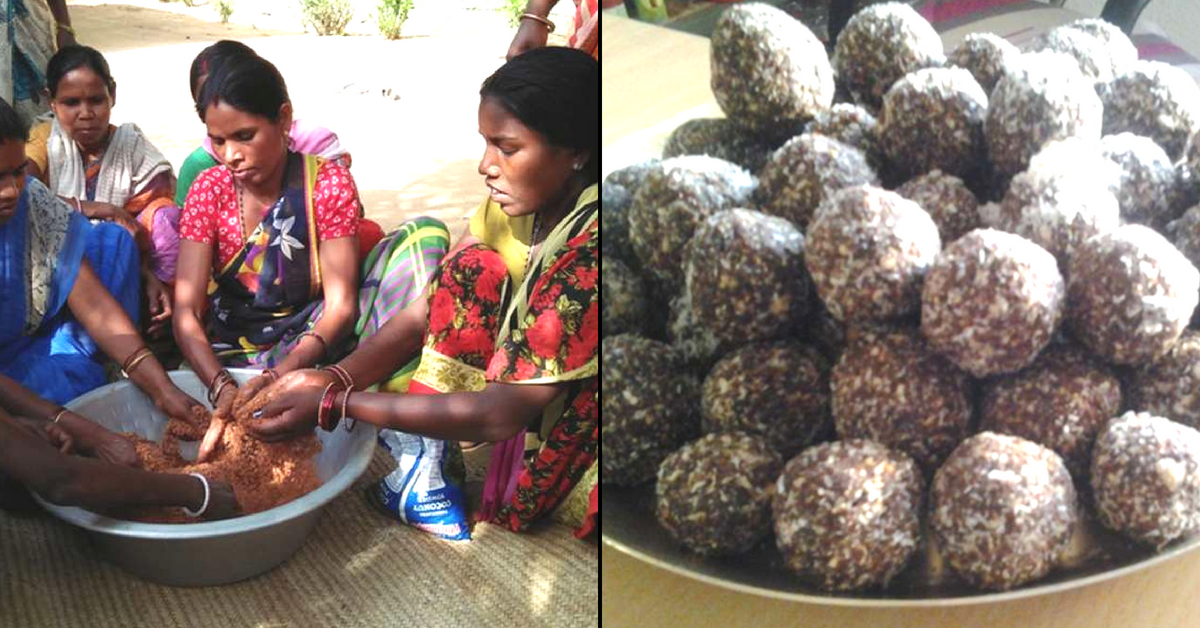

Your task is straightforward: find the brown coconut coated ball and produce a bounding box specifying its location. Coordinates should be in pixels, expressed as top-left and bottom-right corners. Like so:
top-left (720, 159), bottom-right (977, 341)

top-left (657, 432), bottom-right (783, 556)
top-left (920, 229), bottom-right (1064, 377)
top-left (772, 439), bottom-right (923, 591)
top-left (805, 185), bottom-right (941, 324)
top-left (931, 432), bottom-right (1079, 591)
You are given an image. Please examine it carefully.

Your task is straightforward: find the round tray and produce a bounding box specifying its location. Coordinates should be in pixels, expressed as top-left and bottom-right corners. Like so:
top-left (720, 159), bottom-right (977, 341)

top-left (32, 369), bottom-right (377, 587)
top-left (603, 483), bottom-right (1200, 606)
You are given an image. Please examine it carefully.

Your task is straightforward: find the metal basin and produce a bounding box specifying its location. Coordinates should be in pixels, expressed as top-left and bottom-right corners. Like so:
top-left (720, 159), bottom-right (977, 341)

top-left (33, 369), bottom-right (376, 587)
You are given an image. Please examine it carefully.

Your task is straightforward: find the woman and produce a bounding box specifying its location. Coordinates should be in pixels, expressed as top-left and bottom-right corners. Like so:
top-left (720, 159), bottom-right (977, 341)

top-left (0, 96), bottom-right (207, 438)
top-left (175, 40), bottom-right (382, 260)
top-left (0, 395), bottom-right (238, 521)
top-left (174, 53), bottom-right (448, 435)
top-left (25, 45), bottom-right (179, 336)
top-left (507, 0), bottom-right (609, 60)
top-left (175, 40), bottom-right (352, 206)
top-left (247, 48), bottom-right (599, 536)
top-left (0, 0), bottom-right (74, 127)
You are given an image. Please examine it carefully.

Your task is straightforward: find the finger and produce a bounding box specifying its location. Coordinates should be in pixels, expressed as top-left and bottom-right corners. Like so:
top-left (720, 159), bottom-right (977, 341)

top-left (197, 419), bottom-right (225, 462)
top-left (244, 412), bottom-right (297, 439)
top-left (59, 435), bottom-right (73, 454)
top-left (256, 396), bottom-right (292, 420)
top-left (233, 378), bottom-right (263, 406)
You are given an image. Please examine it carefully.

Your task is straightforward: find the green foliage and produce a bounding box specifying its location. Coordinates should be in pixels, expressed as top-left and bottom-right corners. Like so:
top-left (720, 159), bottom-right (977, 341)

top-left (376, 0), bottom-right (415, 40)
top-left (216, 0), bottom-right (234, 23)
top-left (298, 0), bottom-right (355, 36)
top-left (501, 0), bottom-right (524, 28)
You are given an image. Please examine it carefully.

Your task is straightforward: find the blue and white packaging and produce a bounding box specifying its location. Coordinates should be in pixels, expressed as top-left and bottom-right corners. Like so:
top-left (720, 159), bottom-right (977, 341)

top-left (376, 429), bottom-right (471, 541)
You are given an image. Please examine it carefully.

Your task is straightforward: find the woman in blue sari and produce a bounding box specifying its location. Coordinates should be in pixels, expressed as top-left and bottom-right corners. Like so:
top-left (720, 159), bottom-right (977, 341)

top-left (0, 96), bottom-right (205, 432)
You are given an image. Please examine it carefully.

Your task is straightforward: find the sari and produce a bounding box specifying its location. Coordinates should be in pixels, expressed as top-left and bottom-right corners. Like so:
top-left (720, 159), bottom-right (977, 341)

top-left (568, 0), bottom-right (599, 59)
top-left (28, 119), bottom-right (181, 283)
top-left (0, 177), bottom-right (140, 404)
top-left (484, 185), bottom-right (599, 532)
top-left (403, 185), bottom-right (600, 534)
top-left (205, 152), bottom-right (448, 369)
top-left (0, 0), bottom-right (54, 126)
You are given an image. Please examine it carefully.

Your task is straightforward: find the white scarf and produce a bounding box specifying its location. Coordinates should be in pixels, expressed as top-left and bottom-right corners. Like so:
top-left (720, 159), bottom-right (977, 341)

top-left (47, 118), bottom-right (173, 208)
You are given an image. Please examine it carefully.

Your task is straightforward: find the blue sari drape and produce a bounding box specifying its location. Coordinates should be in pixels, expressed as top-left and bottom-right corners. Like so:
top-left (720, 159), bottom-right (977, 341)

top-left (0, 178), bottom-right (140, 404)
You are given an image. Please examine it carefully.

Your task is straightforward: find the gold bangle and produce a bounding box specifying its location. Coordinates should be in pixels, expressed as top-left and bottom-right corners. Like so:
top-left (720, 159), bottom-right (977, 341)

top-left (49, 407), bottom-right (69, 424)
top-left (56, 23), bottom-right (75, 36)
top-left (520, 13), bottom-right (555, 32)
top-left (122, 348), bottom-right (154, 377)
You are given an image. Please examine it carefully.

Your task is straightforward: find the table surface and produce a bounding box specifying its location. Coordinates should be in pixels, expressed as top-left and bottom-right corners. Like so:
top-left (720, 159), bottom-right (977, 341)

top-left (601, 10), bottom-right (1200, 628)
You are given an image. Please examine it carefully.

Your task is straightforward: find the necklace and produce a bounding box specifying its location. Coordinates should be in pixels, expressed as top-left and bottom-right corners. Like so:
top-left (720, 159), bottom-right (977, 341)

top-left (525, 212), bottom-right (542, 277)
top-left (237, 184), bottom-right (250, 242)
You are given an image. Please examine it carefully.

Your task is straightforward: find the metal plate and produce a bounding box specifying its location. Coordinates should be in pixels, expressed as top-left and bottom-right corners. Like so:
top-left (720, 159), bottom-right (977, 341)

top-left (603, 483), bottom-right (1200, 606)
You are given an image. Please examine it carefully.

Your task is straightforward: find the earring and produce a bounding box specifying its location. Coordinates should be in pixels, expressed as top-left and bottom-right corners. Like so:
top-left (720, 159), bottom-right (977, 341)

top-left (572, 161), bottom-right (584, 171)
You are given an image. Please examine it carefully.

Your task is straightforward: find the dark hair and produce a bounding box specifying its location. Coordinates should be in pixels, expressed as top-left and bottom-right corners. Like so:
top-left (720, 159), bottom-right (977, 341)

top-left (0, 98), bottom-right (28, 142)
top-left (189, 40), bottom-right (257, 102)
top-left (480, 47), bottom-right (598, 183)
top-left (196, 54), bottom-right (289, 122)
top-left (47, 45), bottom-right (116, 98)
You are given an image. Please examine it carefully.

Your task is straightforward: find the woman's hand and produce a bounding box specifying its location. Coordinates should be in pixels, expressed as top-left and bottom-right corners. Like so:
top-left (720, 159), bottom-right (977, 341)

top-left (196, 384), bottom-right (237, 462)
top-left (142, 269), bottom-right (173, 337)
top-left (507, 19), bottom-right (549, 60)
top-left (244, 372), bottom-right (330, 441)
top-left (84, 431), bottom-right (138, 466)
top-left (232, 371), bottom-right (279, 410)
top-left (154, 385), bottom-right (206, 429)
top-left (13, 417), bottom-right (74, 453)
top-left (83, 201), bottom-right (150, 250)
top-left (55, 412), bottom-right (139, 466)
top-left (43, 422), bottom-right (74, 454)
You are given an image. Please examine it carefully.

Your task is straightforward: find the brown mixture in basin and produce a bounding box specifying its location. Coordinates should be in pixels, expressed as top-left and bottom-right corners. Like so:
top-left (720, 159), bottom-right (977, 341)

top-left (123, 393), bottom-right (322, 523)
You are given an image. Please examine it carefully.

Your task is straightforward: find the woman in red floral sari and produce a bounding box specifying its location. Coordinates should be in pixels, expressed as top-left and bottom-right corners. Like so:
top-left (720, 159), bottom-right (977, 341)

top-left (243, 48), bottom-right (599, 536)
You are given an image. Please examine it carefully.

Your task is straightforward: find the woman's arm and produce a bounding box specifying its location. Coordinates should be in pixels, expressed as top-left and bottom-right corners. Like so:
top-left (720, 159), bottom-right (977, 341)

top-left (0, 411), bottom-right (236, 517)
top-left (276, 236), bottom-right (359, 374)
top-left (337, 296), bottom-right (427, 389)
top-left (507, 0), bottom-right (559, 60)
top-left (0, 374), bottom-right (137, 465)
top-left (250, 379), bottom-right (568, 444)
top-left (173, 239), bottom-right (229, 396)
top-left (67, 261), bottom-right (167, 392)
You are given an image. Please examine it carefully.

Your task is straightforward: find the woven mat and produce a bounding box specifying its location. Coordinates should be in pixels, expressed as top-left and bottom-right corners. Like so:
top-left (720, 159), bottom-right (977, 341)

top-left (0, 446), bottom-right (598, 628)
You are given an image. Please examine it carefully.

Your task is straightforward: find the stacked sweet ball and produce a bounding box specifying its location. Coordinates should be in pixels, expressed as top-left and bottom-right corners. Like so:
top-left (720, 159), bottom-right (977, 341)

top-left (602, 2), bottom-right (1200, 593)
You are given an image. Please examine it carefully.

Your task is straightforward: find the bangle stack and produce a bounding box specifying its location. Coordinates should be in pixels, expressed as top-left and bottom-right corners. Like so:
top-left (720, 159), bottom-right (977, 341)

top-left (207, 369), bottom-right (235, 407)
top-left (315, 369), bottom-right (357, 432)
top-left (319, 362), bottom-right (355, 427)
top-left (120, 346), bottom-right (154, 378)
top-left (322, 364), bottom-right (355, 391)
top-left (520, 13), bottom-right (555, 32)
top-left (317, 382), bottom-right (338, 431)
